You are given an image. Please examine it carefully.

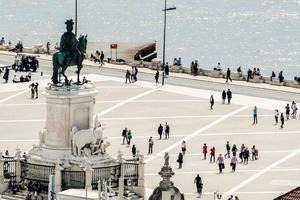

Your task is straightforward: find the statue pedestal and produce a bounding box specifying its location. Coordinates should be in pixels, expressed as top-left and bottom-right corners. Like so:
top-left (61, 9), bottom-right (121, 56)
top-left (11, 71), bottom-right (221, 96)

top-left (29, 83), bottom-right (98, 161)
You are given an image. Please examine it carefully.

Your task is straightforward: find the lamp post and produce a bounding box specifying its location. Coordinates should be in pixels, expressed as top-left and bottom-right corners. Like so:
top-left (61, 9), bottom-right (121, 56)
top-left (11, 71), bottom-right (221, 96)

top-left (75, 0), bottom-right (78, 37)
top-left (162, 0), bottom-right (176, 86)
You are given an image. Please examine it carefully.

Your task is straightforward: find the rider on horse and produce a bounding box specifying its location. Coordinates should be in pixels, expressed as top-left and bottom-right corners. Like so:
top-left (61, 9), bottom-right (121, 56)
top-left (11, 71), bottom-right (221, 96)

top-left (59, 19), bottom-right (78, 67)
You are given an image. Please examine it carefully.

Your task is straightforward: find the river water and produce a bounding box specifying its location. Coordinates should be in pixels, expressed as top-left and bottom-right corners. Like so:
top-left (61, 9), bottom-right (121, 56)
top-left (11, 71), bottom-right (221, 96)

top-left (1, 0), bottom-right (300, 79)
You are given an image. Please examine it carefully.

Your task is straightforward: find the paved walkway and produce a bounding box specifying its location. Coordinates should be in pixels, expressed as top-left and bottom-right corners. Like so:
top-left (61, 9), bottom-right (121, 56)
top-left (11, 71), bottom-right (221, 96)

top-left (0, 73), bottom-right (300, 200)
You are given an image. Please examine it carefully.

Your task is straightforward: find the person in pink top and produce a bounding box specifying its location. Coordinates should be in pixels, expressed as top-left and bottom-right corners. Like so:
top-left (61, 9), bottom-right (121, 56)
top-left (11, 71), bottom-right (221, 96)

top-left (216, 154), bottom-right (225, 173)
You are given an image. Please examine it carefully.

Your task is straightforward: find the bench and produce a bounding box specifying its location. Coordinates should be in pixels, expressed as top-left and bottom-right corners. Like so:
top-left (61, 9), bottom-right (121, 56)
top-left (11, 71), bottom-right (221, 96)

top-left (209, 70), bottom-right (223, 78)
top-left (231, 72), bottom-right (244, 81)
top-left (249, 75), bottom-right (264, 83)
top-left (170, 65), bottom-right (183, 73)
top-left (285, 80), bottom-right (300, 88)
top-left (269, 77), bottom-right (286, 86)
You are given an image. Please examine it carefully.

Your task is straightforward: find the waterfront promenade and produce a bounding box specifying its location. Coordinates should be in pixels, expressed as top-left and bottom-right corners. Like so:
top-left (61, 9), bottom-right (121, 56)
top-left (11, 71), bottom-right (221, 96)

top-left (0, 51), bottom-right (300, 200)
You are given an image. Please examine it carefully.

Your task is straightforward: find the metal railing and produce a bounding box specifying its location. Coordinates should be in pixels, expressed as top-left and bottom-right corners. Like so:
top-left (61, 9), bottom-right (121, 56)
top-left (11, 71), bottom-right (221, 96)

top-left (92, 164), bottom-right (120, 189)
top-left (3, 156), bottom-right (16, 182)
top-left (61, 170), bottom-right (85, 190)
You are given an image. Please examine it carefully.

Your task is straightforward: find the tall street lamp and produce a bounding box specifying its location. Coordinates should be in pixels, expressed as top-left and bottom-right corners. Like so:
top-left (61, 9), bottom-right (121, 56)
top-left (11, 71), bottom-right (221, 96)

top-left (162, 0), bottom-right (176, 86)
top-left (75, 0), bottom-right (78, 37)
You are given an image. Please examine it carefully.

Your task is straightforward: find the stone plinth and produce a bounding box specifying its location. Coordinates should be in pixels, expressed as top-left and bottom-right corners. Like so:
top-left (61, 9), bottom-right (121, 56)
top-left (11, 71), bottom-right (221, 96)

top-left (44, 83), bottom-right (97, 150)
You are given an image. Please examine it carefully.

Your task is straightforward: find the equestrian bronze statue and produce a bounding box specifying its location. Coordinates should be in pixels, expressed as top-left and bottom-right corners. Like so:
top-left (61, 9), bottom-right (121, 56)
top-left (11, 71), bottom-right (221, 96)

top-left (52, 19), bottom-right (87, 85)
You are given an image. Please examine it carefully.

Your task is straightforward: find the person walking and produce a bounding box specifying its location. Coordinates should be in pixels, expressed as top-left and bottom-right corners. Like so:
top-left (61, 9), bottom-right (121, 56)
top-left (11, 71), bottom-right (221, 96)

top-left (127, 130), bottom-right (132, 145)
top-left (285, 104), bottom-right (290, 120)
top-left (226, 68), bottom-right (232, 83)
top-left (224, 141), bottom-right (231, 158)
top-left (29, 83), bottom-right (35, 99)
top-left (148, 137), bottom-right (154, 154)
top-left (243, 148), bottom-right (249, 164)
top-left (181, 140), bottom-right (187, 155)
top-left (46, 41), bottom-right (50, 55)
top-left (132, 144), bottom-right (137, 157)
top-left (232, 144), bottom-right (238, 156)
top-left (158, 124), bottom-right (163, 139)
top-left (210, 95), bottom-right (214, 110)
top-left (274, 109), bottom-right (279, 125)
top-left (177, 152), bottom-right (183, 168)
top-left (222, 90), bottom-right (226, 104)
top-left (122, 128), bottom-right (128, 144)
top-left (216, 154), bottom-right (225, 173)
top-left (125, 70), bottom-right (131, 84)
top-left (253, 106), bottom-right (258, 124)
top-left (251, 145), bottom-right (258, 160)
top-left (194, 174), bottom-right (203, 198)
top-left (230, 155), bottom-right (238, 172)
top-left (210, 146), bottom-right (216, 163)
top-left (3, 67), bottom-right (9, 83)
top-left (202, 143), bottom-right (208, 160)
top-left (280, 113), bottom-right (284, 128)
top-left (155, 70), bottom-right (159, 85)
top-left (227, 89), bottom-right (232, 104)
top-left (291, 101), bottom-right (297, 118)
top-left (34, 82), bottom-right (39, 99)
top-left (100, 51), bottom-right (105, 66)
top-left (165, 122), bottom-right (170, 139)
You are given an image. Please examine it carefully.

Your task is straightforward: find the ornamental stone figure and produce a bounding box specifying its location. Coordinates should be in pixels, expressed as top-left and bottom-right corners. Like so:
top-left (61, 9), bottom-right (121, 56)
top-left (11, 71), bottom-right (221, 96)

top-left (149, 152), bottom-right (184, 200)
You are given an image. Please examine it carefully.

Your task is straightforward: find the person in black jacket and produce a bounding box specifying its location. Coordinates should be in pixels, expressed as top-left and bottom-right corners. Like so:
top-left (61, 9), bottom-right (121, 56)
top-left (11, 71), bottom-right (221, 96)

top-left (158, 124), bottom-right (163, 139)
top-left (177, 152), bottom-right (183, 168)
top-left (226, 68), bottom-right (232, 83)
top-left (227, 89), bottom-right (232, 104)
top-left (222, 90), bottom-right (226, 104)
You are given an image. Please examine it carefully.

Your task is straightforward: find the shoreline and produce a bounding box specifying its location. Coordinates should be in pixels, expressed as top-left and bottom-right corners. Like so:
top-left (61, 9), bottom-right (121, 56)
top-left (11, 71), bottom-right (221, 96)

top-left (0, 50), bottom-right (300, 95)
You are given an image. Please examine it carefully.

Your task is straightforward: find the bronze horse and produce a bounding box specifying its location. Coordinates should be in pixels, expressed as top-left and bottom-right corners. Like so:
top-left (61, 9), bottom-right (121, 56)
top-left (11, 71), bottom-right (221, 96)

top-left (51, 35), bottom-right (87, 85)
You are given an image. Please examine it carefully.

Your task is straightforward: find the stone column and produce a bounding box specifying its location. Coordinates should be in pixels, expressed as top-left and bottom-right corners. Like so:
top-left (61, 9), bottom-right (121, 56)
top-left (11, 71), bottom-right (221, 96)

top-left (0, 152), bottom-right (4, 184)
top-left (137, 154), bottom-right (145, 197)
top-left (14, 147), bottom-right (22, 182)
top-left (118, 151), bottom-right (124, 200)
top-left (84, 161), bottom-right (93, 191)
top-left (54, 164), bottom-right (64, 193)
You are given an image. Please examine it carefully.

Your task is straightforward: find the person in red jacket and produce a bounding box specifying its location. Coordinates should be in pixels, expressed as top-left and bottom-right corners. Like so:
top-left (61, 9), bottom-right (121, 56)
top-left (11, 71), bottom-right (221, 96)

top-left (202, 144), bottom-right (208, 160)
top-left (210, 146), bottom-right (216, 163)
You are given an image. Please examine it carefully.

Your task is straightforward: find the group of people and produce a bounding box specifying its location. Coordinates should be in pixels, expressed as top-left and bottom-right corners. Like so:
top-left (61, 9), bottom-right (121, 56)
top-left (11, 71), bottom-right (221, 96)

top-left (201, 142), bottom-right (259, 174)
top-left (274, 101), bottom-right (298, 128)
top-left (208, 89), bottom-right (233, 110)
top-left (29, 82), bottom-right (39, 99)
top-left (190, 60), bottom-right (199, 76)
top-left (12, 74), bottom-right (31, 83)
top-left (173, 57), bottom-right (182, 66)
top-left (270, 71), bottom-right (285, 82)
top-left (12, 55), bottom-right (39, 72)
top-left (246, 67), bottom-right (261, 81)
top-left (125, 66), bottom-right (138, 83)
top-left (8, 179), bottom-right (45, 200)
top-left (157, 122), bottom-right (170, 139)
top-left (90, 50), bottom-right (105, 66)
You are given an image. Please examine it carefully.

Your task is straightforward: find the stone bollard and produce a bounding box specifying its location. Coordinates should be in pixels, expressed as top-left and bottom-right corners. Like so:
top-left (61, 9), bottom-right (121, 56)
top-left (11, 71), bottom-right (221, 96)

top-left (54, 163), bottom-right (64, 193)
top-left (0, 151), bottom-right (4, 184)
top-left (84, 160), bottom-right (93, 191)
top-left (137, 154), bottom-right (145, 197)
top-left (14, 147), bottom-right (22, 182)
top-left (117, 151), bottom-right (124, 200)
